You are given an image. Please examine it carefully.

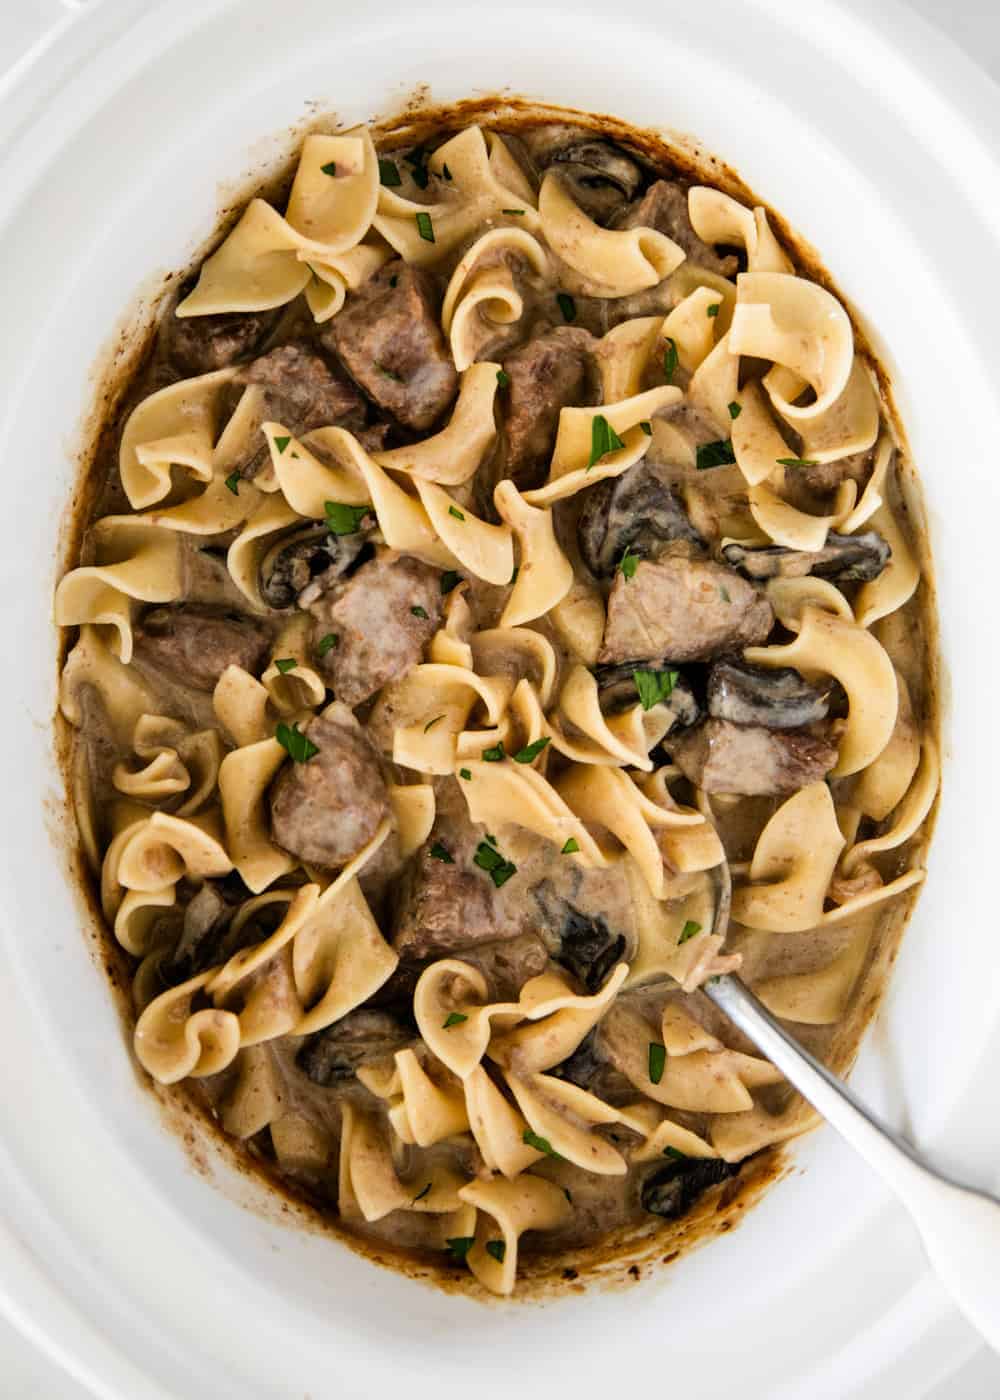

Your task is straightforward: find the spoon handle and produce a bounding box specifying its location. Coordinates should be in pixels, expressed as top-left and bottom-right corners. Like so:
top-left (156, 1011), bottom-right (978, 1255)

top-left (705, 974), bottom-right (1000, 1352)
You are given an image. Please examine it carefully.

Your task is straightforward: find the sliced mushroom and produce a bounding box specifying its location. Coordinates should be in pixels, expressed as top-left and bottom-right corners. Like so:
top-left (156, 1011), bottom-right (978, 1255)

top-left (640, 1157), bottom-right (739, 1220)
top-left (533, 882), bottom-right (628, 993)
top-left (520, 125), bottom-right (645, 223)
top-left (722, 530), bottom-right (890, 583)
top-left (707, 660), bottom-right (831, 730)
top-left (258, 524), bottom-right (370, 610)
top-left (295, 1008), bottom-right (413, 1086)
top-left (578, 459), bottom-right (704, 578)
top-left (594, 662), bottom-right (701, 728)
top-left (551, 1028), bottom-right (635, 1101)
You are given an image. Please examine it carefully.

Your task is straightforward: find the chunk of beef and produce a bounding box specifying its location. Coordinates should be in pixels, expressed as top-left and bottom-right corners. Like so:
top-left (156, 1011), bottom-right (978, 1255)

top-left (669, 717), bottom-right (838, 795)
top-left (578, 458), bottom-right (703, 577)
top-left (722, 530), bottom-right (890, 583)
top-left (269, 705), bottom-right (389, 868)
top-left (259, 524), bottom-right (370, 611)
top-left (309, 554), bottom-right (442, 707)
top-left (166, 304), bottom-right (280, 375)
top-left (501, 328), bottom-right (596, 487)
top-left (234, 340), bottom-right (367, 478)
top-left (640, 1157), bottom-right (739, 1220)
top-left (594, 662), bottom-right (701, 728)
top-left (295, 1008), bottom-right (412, 1086)
top-left (614, 180), bottom-right (738, 278)
top-left (321, 261), bottom-right (458, 430)
top-left (599, 551), bottom-right (774, 665)
top-left (707, 661), bottom-right (831, 730)
top-left (135, 605), bottom-right (268, 691)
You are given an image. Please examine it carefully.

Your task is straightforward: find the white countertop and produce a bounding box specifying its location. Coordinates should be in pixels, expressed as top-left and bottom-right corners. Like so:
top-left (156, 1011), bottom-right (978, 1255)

top-left (3, 0), bottom-right (998, 1394)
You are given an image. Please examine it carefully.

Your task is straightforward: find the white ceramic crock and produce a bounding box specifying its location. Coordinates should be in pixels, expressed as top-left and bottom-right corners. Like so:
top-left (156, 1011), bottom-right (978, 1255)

top-left (1, 1), bottom-right (999, 1396)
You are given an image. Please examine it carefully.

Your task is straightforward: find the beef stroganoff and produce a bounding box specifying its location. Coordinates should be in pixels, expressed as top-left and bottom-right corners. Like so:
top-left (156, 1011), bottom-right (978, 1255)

top-left (55, 107), bottom-right (938, 1296)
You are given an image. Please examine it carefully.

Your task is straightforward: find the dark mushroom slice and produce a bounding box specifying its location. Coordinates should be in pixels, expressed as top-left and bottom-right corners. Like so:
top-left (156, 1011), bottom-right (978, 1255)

top-left (669, 717), bottom-right (839, 796)
top-left (551, 1029), bottom-right (636, 1103)
top-left (640, 1156), bottom-right (739, 1220)
top-left (258, 523), bottom-right (371, 611)
top-left (520, 126), bottom-right (645, 223)
top-left (168, 877), bottom-right (280, 983)
top-left (295, 1008), bottom-right (414, 1086)
top-left (578, 459), bottom-right (704, 579)
top-left (532, 882), bottom-right (629, 994)
top-left (707, 660), bottom-right (831, 730)
top-left (722, 530), bottom-right (891, 583)
top-left (594, 662), bottom-right (701, 728)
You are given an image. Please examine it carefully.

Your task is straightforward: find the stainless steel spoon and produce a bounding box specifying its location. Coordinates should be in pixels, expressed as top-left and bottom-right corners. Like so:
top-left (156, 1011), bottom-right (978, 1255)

top-left (703, 970), bottom-right (1000, 1351)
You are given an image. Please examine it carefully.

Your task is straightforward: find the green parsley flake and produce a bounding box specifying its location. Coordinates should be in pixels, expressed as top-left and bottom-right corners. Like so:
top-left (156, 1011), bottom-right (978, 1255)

top-left (375, 361), bottom-right (403, 382)
top-left (485, 1239), bottom-right (506, 1264)
top-left (473, 840), bottom-right (517, 888)
top-left (325, 501), bottom-right (371, 535)
top-left (320, 160), bottom-right (337, 177)
top-left (696, 439), bottom-right (736, 470)
top-left (316, 633), bottom-right (338, 657)
top-left (442, 163), bottom-right (453, 181)
top-left (448, 505), bottom-right (465, 521)
top-left (440, 570), bottom-right (461, 594)
top-left (459, 767), bottom-right (472, 781)
top-left (275, 721), bottom-right (319, 764)
top-left (587, 413), bottom-right (626, 470)
top-left (224, 470), bottom-right (241, 495)
top-left (563, 1187), bottom-right (573, 1204)
top-left (648, 1042), bottom-right (667, 1085)
top-left (639, 420), bottom-right (653, 436)
top-left (446, 1236), bottom-right (474, 1261)
top-left (443, 1011), bottom-right (468, 1028)
top-left (415, 211), bottom-right (435, 243)
top-left (776, 456), bottom-right (820, 468)
top-left (423, 715), bottom-right (445, 733)
top-left (632, 668), bottom-right (678, 711)
top-left (707, 302), bottom-right (721, 318)
top-left (497, 369), bottom-right (510, 388)
top-left (510, 565), bottom-right (519, 585)
top-left (663, 1146), bottom-right (687, 1162)
top-left (556, 292), bottom-right (577, 322)
top-left (430, 843), bottom-right (453, 865)
top-left (274, 658), bottom-right (297, 675)
top-left (663, 336), bottom-right (679, 384)
top-left (412, 1182), bottom-right (432, 1204)
top-left (378, 157), bottom-right (402, 187)
top-left (561, 838), bottom-right (580, 855)
top-left (481, 742), bottom-right (505, 762)
top-left (411, 605), bottom-right (429, 619)
top-left (719, 586), bottom-right (731, 603)
top-left (274, 435), bottom-right (291, 454)
top-left (678, 919), bottom-right (702, 944)
top-left (513, 737), bottom-right (550, 764)
top-left (522, 1129), bottom-right (559, 1157)
top-left (728, 400), bottom-right (742, 420)
top-left (619, 546), bottom-right (639, 581)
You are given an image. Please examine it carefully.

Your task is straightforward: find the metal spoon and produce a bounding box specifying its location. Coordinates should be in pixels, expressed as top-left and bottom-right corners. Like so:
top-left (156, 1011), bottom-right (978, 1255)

top-left (703, 970), bottom-right (1000, 1351)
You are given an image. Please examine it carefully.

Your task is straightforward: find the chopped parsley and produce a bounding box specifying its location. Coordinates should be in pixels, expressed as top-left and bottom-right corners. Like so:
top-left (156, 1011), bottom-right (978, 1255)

top-left (707, 302), bottom-right (721, 318)
top-left (325, 500), bottom-right (371, 535)
top-left (378, 157), bottom-right (402, 187)
top-left (442, 163), bottom-right (453, 182)
top-left (446, 1236), bottom-right (474, 1261)
top-left (513, 737), bottom-right (550, 764)
top-left (374, 361), bottom-right (403, 382)
top-left (563, 1187), bottom-right (573, 1204)
top-left (389, 274), bottom-right (398, 288)
top-left (776, 456), bottom-right (819, 468)
top-left (274, 434), bottom-right (291, 454)
top-left (561, 838), bottom-right (580, 855)
top-left (522, 1129), bottom-right (559, 1157)
top-left (639, 420), bottom-right (653, 436)
top-left (619, 546), bottom-right (639, 581)
top-left (502, 209), bottom-right (526, 216)
top-left (430, 842), bottom-right (454, 864)
top-left (728, 400), bottom-right (742, 420)
top-left (448, 505), bottom-right (465, 521)
top-left (443, 1011), bottom-right (468, 1028)
top-left (440, 570), bottom-right (461, 594)
top-left (509, 564), bottom-right (519, 585)
top-left (587, 413), bottom-right (625, 470)
top-left (320, 160), bottom-right (337, 177)
top-left (556, 291), bottom-right (577, 322)
top-left (481, 742), bottom-right (505, 762)
top-left (632, 668), bottom-right (678, 711)
top-left (678, 919), bottom-right (702, 944)
top-left (696, 439), bottom-right (736, 470)
top-left (275, 721), bottom-right (319, 764)
top-left (459, 767), bottom-right (472, 781)
top-left (648, 1042), bottom-right (667, 1086)
top-left (415, 211), bottom-right (435, 243)
top-left (662, 336), bottom-right (679, 384)
top-left (496, 369), bottom-right (510, 388)
top-left (224, 470), bottom-right (241, 495)
top-left (423, 715), bottom-right (445, 733)
top-left (411, 605), bottom-right (429, 619)
top-left (274, 657), bottom-right (297, 674)
top-left (316, 633), bottom-right (338, 657)
top-left (473, 840), bottom-right (517, 888)
top-left (663, 1146), bottom-right (687, 1162)
top-left (412, 1182), bottom-right (432, 1204)
top-left (485, 1239), bottom-right (506, 1264)
top-left (485, 834), bottom-right (498, 846)
top-left (405, 147), bottom-right (430, 188)
top-left (719, 586), bottom-right (731, 603)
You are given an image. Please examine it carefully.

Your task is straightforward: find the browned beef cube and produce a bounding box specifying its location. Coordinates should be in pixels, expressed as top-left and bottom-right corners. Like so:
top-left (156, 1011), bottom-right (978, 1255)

top-left (166, 305), bottom-right (281, 375)
top-left (321, 261), bottom-right (458, 431)
top-left (269, 705), bottom-right (389, 868)
top-left (599, 550), bottom-right (773, 665)
top-left (501, 328), bottom-right (596, 487)
top-left (614, 180), bottom-right (738, 277)
top-left (669, 718), bottom-right (838, 795)
top-left (310, 554), bottom-right (442, 708)
top-left (135, 605), bottom-right (268, 691)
